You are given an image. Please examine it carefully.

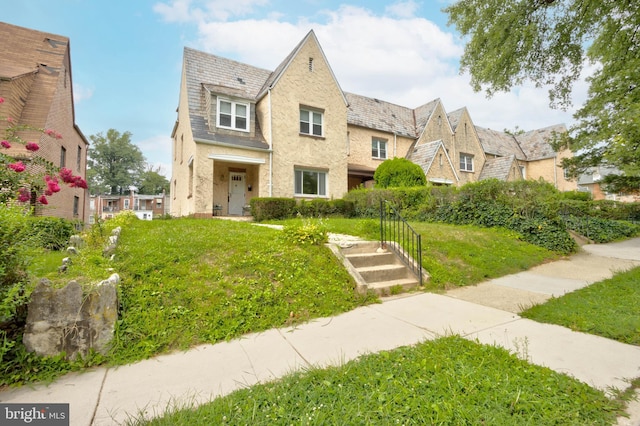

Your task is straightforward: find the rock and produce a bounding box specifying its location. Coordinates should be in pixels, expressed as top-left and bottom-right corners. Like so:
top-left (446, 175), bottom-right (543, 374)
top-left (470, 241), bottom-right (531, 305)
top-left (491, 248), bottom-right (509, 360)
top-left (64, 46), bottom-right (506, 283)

top-left (23, 276), bottom-right (119, 360)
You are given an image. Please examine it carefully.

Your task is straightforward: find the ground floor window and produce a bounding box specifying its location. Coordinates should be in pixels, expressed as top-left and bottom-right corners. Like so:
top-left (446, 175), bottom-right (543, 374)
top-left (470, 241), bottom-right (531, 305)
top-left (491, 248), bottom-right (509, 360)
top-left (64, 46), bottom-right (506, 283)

top-left (295, 169), bottom-right (327, 196)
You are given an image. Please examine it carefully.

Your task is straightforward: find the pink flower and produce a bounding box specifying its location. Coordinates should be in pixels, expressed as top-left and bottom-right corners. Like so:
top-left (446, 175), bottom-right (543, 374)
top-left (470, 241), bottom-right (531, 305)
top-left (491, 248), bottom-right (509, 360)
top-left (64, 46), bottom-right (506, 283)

top-left (6, 117), bottom-right (15, 124)
top-left (70, 176), bottom-right (88, 189)
top-left (1, 140), bottom-right (10, 149)
top-left (0, 97), bottom-right (4, 104)
top-left (59, 167), bottom-right (73, 183)
top-left (44, 189), bottom-right (53, 196)
top-left (25, 142), bottom-right (39, 151)
top-left (17, 188), bottom-right (30, 202)
top-left (44, 129), bottom-right (62, 139)
top-left (37, 195), bottom-right (48, 205)
top-left (9, 161), bottom-right (26, 172)
top-left (46, 179), bottom-right (61, 193)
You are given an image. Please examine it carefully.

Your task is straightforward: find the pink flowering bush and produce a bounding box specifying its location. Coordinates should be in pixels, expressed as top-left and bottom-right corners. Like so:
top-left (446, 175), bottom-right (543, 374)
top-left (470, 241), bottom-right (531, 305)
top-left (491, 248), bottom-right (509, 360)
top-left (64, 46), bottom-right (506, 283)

top-left (0, 96), bottom-right (87, 206)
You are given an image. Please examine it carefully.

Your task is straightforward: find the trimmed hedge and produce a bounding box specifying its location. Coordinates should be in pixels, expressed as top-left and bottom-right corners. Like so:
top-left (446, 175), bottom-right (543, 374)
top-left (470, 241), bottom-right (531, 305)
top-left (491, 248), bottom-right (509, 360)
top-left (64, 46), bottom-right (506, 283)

top-left (250, 198), bottom-right (296, 222)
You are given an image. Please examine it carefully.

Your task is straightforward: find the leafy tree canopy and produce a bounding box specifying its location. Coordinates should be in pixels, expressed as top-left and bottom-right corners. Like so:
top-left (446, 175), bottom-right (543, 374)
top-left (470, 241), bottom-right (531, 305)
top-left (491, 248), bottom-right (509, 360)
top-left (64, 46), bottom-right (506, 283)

top-left (137, 165), bottom-right (170, 195)
top-left (87, 129), bottom-right (145, 195)
top-left (445, 0), bottom-right (640, 191)
top-left (374, 157), bottom-right (426, 188)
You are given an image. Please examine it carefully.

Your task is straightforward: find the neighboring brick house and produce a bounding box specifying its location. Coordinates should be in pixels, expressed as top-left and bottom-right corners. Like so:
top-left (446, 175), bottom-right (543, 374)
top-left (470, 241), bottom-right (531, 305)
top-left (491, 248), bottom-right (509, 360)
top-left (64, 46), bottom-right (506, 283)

top-left (171, 30), bottom-right (575, 217)
top-left (0, 22), bottom-right (89, 223)
top-left (90, 192), bottom-right (170, 222)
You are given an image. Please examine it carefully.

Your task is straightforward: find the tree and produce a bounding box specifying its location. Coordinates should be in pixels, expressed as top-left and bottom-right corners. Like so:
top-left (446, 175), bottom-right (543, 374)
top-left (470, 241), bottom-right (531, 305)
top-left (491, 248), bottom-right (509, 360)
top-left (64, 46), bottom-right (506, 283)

top-left (87, 129), bottom-right (145, 195)
top-left (137, 164), bottom-right (170, 195)
top-left (445, 0), bottom-right (640, 191)
top-left (374, 158), bottom-right (426, 188)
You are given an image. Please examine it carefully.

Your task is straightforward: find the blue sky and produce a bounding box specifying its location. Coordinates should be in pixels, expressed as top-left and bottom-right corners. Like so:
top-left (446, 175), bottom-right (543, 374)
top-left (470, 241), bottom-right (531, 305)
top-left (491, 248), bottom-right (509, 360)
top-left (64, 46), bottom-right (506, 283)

top-left (2, 0), bottom-right (588, 177)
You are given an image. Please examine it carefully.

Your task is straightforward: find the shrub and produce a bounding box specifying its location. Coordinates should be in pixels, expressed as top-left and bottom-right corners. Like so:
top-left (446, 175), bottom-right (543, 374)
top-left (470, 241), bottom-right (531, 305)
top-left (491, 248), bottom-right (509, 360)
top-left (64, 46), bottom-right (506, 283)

top-left (374, 158), bottom-right (426, 188)
top-left (282, 219), bottom-right (328, 245)
top-left (27, 216), bottom-right (75, 251)
top-left (250, 198), bottom-right (296, 221)
top-left (564, 215), bottom-right (640, 243)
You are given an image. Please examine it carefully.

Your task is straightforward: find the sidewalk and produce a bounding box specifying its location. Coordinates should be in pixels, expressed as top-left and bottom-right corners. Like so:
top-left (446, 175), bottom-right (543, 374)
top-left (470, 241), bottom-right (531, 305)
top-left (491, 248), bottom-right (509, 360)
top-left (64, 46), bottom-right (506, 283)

top-left (1, 238), bottom-right (640, 425)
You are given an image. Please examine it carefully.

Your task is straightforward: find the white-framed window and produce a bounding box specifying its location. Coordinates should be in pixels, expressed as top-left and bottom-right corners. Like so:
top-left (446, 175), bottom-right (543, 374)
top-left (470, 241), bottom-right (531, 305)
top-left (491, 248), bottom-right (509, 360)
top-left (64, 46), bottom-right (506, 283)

top-left (123, 199), bottom-right (130, 210)
top-left (294, 168), bottom-right (327, 197)
top-left (372, 138), bottom-right (387, 159)
top-left (460, 153), bottom-right (474, 172)
top-left (217, 98), bottom-right (249, 132)
top-left (300, 108), bottom-right (323, 136)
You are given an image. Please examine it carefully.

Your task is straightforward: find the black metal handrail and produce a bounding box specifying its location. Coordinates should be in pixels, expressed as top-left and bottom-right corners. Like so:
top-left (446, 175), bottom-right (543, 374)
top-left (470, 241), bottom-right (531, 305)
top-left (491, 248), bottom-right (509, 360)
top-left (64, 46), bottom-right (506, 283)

top-left (380, 200), bottom-right (423, 286)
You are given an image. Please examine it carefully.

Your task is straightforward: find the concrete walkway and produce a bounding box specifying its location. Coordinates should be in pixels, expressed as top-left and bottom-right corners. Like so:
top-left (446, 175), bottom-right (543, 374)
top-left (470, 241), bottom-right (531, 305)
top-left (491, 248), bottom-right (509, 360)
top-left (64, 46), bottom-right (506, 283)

top-left (1, 238), bottom-right (640, 425)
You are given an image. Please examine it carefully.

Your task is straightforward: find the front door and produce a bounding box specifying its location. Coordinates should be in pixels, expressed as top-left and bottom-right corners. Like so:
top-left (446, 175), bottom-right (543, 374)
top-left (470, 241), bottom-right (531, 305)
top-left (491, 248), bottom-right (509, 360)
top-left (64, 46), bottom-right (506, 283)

top-left (228, 172), bottom-right (245, 215)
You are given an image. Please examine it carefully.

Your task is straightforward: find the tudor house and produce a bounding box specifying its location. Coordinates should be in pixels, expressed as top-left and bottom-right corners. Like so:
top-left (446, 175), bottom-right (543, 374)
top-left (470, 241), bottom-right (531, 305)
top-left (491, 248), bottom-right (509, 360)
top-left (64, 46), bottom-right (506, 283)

top-left (171, 30), bottom-right (575, 217)
top-left (0, 22), bottom-right (90, 223)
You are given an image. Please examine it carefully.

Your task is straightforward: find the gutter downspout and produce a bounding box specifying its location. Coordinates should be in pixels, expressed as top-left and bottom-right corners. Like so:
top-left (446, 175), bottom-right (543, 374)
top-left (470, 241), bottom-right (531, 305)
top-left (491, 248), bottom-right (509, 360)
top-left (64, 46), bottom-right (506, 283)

top-left (268, 88), bottom-right (273, 197)
top-left (394, 133), bottom-right (397, 157)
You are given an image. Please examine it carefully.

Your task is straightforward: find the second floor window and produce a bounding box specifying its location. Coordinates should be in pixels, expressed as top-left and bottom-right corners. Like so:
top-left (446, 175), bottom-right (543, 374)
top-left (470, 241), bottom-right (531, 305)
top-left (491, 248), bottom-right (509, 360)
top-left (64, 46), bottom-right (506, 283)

top-left (217, 98), bottom-right (249, 132)
top-left (300, 108), bottom-right (323, 136)
top-left (372, 138), bottom-right (387, 159)
top-left (460, 153), bottom-right (474, 172)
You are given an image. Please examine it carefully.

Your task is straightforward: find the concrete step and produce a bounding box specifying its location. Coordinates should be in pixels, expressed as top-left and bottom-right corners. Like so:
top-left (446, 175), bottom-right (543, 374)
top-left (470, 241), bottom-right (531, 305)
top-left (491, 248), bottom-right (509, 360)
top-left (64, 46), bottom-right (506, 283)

top-left (367, 278), bottom-right (420, 297)
top-left (339, 241), bottom-right (381, 255)
top-left (346, 251), bottom-right (399, 268)
top-left (357, 264), bottom-right (411, 283)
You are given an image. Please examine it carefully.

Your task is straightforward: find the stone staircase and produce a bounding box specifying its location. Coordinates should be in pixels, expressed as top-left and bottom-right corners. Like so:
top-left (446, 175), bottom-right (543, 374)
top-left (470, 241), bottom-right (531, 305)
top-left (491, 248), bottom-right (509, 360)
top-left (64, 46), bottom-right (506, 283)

top-left (336, 241), bottom-right (422, 296)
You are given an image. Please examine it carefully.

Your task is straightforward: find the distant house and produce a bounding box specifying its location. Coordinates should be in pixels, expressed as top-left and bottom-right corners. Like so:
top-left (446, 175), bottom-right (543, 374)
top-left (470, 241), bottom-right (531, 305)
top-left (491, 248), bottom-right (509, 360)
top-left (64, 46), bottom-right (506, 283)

top-left (171, 30), bottom-right (575, 217)
top-left (578, 166), bottom-right (640, 202)
top-left (89, 192), bottom-right (170, 222)
top-left (0, 22), bottom-right (90, 223)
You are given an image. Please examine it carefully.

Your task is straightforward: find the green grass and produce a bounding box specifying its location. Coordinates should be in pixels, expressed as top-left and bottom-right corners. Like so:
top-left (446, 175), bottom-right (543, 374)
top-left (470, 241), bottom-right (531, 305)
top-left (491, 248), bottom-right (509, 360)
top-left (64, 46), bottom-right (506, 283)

top-left (274, 218), bottom-right (559, 290)
top-left (109, 219), bottom-right (376, 364)
top-left (128, 336), bottom-right (623, 426)
top-left (521, 266), bottom-right (640, 345)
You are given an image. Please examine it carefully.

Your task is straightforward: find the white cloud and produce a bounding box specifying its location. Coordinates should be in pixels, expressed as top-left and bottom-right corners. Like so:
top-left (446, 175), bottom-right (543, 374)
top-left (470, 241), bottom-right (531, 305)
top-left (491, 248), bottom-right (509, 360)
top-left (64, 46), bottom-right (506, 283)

top-left (159, 2), bottom-right (590, 132)
top-left (154, 0), bottom-right (269, 23)
top-left (73, 83), bottom-right (94, 103)
top-left (385, 1), bottom-right (421, 19)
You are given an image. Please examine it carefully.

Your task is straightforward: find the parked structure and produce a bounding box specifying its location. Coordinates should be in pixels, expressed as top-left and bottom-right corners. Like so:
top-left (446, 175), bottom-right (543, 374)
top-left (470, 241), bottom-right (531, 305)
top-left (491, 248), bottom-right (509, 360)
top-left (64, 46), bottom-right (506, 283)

top-left (89, 192), bottom-right (170, 223)
top-left (171, 30), bottom-right (575, 217)
top-left (578, 166), bottom-right (640, 202)
top-left (0, 22), bottom-right (89, 223)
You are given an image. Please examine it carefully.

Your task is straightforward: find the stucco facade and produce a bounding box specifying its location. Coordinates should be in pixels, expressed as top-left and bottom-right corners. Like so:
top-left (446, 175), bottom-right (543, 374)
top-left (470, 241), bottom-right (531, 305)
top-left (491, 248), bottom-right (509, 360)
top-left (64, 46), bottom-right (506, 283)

top-left (171, 30), bottom-right (576, 217)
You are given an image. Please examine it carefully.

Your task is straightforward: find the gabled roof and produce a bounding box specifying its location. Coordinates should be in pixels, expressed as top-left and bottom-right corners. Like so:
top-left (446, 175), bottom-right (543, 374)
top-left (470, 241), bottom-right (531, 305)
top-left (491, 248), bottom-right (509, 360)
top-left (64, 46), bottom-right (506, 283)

top-left (515, 124), bottom-right (566, 161)
top-left (408, 139), bottom-right (459, 183)
top-left (256, 30), bottom-right (348, 107)
top-left (182, 47), bottom-right (272, 150)
top-left (345, 92), bottom-right (415, 138)
top-left (447, 107), bottom-right (466, 131)
top-left (475, 126), bottom-right (527, 160)
top-left (0, 22), bottom-right (71, 130)
top-left (479, 155), bottom-right (519, 181)
top-left (414, 98), bottom-right (440, 132)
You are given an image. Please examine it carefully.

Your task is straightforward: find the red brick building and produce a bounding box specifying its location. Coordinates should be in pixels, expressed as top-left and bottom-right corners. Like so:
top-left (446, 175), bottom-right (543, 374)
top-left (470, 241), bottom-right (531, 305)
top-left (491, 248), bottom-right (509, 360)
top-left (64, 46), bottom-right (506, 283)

top-left (0, 22), bottom-right (89, 223)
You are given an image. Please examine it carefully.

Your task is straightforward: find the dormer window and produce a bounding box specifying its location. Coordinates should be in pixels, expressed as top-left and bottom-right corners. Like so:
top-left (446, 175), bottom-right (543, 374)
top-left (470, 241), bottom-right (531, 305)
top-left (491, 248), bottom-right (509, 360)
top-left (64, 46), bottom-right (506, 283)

top-left (217, 98), bottom-right (249, 132)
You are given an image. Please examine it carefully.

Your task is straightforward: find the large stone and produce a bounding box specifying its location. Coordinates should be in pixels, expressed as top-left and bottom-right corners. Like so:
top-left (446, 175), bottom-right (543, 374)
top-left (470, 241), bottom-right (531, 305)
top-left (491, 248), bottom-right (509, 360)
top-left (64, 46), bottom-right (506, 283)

top-left (23, 276), bottom-right (119, 360)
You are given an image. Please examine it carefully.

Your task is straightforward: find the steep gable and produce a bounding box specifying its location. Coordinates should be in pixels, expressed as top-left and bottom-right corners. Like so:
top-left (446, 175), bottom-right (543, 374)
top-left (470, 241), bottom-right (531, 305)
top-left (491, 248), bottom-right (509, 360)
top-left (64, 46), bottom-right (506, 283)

top-left (256, 30), bottom-right (348, 107)
top-left (479, 155), bottom-right (521, 181)
top-left (408, 140), bottom-right (458, 185)
top-left (0, 22), bottom-right (70, 132)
